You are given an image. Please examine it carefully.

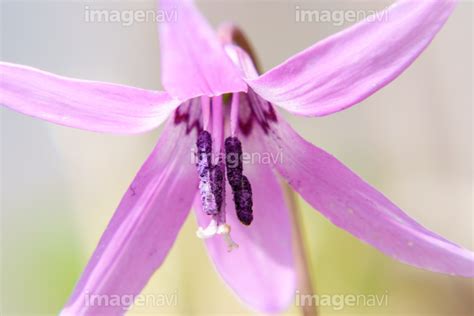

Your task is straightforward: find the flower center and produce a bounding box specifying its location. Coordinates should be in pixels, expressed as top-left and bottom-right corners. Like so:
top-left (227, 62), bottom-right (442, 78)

top-left (195, 94), bottom-right (254, 250)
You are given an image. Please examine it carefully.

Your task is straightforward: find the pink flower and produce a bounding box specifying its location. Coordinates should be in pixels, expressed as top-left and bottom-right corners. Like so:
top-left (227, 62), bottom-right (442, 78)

top-left (1, 0), bottom-right (471, 314)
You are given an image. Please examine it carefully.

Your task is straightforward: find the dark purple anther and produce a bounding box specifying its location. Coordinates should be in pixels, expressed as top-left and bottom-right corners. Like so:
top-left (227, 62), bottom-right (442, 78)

top-left (234, 176), bottom-right (253, 225)
top-left (197, 130), bottom-right (212, 169)
top-left (210, 157), bottom-right (226, 213)
top-left (224, 137), bottom-right (243, 190)
top-left (225, 136), bottom-right (254, 225)
top-left (196, 130), bottom-right (218, 215)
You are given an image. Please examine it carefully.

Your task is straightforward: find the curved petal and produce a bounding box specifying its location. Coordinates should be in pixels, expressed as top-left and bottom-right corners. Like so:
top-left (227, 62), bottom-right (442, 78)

top-left (158, 0), bottom-right (247, 100)
top-left (244, 0), bottom-right (457, 116)
top-left (259, 110), bottom-right (474, 277)
top-left (61, 101), bottom-right (201, 315)
top-left (194, 127), bottom-right (295, 312)
top-left (0, 62), bottom-right (180, 134)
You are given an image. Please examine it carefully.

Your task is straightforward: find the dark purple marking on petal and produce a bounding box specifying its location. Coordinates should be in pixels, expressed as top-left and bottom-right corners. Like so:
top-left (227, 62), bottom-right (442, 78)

top-left (238, 90), bottom-right (277, 137)
top-left (174, 99), bottom-right (203, 135)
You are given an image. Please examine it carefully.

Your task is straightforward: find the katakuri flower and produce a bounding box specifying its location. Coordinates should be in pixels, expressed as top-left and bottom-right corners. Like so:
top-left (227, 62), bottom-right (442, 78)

top-left (0, 0), bottom-right (472, 314)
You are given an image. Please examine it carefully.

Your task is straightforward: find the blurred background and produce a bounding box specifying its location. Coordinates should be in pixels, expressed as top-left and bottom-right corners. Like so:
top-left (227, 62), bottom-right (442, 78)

top-left (1, 0), bottom-right (472, 315)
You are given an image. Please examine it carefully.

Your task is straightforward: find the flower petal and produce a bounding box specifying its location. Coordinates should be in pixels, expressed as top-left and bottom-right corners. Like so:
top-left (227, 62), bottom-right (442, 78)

top-left (158, 0), bottom-right (247, 100)
top-left (244, 0), bottom-right (456, 116)
top-left (61, 101), bottom-right (201, 315)
top-left (0, 62), bottom-right (180, 134)
top-left (261, 111), bottom-right (474, 277)
top-left (194, 129), bottom-right (295, 312)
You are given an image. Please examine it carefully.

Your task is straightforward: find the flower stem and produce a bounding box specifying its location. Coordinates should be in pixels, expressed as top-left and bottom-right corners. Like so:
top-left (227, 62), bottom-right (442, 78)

top-left (284, 184), bottom-right (318, 316)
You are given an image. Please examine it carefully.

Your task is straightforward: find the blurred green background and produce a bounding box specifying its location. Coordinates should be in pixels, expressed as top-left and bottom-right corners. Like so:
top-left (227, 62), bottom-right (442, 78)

top-left (1, 0), bottom-right (473, 315)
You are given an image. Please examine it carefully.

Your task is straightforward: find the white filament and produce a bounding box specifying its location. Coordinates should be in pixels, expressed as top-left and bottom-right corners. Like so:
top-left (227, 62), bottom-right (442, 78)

top-left (196, 219), bottom-right (239, 252)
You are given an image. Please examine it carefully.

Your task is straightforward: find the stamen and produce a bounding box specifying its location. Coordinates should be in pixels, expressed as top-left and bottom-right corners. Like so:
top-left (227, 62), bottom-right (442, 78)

top-left (224, 136), bottom-right (254, 225)
top-left (196, 130), bottom-right (217, 215)
top-left (230, 93), bottom-right (240, 137)
top-left (224, 136), bottom-right (243, 190)
top-left (210, 157), bottom-right (225, 214)
top-left (234, 175), bottom-right (253, 225)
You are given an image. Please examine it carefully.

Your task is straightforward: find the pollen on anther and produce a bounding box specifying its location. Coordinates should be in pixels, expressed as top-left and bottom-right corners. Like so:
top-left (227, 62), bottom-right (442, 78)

top-left (234, 175), bottom-right (253, 225)
top-left (196, 130), bottom-right (219, 215)
top-left (224, 136), bottom-right (243, 190)
top-left (224, 136), bottom-right (254, 226)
